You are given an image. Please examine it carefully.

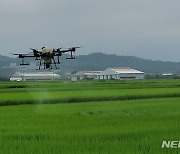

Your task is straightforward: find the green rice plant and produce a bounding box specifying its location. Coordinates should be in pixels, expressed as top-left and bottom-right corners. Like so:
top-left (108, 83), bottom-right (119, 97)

top-left (1, 86), bottom-right (180, 106)
top-left (0, 80), bottom-right (180, 153)
top-left (0, 98), bottom-right (180, 153)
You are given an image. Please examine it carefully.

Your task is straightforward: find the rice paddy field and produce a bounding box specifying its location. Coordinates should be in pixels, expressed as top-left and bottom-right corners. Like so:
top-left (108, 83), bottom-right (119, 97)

top-left (0, 80), bottom-right (180, 153)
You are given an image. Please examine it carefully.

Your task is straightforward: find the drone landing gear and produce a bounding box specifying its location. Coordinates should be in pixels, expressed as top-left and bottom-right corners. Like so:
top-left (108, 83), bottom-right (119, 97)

top-left (20, 58), bottom-right (29, 66)
top-left (66, 51), bottom-right (75, 59)
top-left (52, 57), bottom-right (58, 69)
top-left (38, 59), bottom-right (42, 70)
top-left (36, 59), bottom-right (44, 70)
top-left (57, 55), bottom-right (60, 64)
top-left (20, 63), bottom-right (29, 66)
top-left (37, 58), bottom-right (60, 70)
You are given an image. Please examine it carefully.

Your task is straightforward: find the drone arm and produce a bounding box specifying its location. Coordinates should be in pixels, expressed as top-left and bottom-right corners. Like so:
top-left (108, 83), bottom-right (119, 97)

top-left (14, 54), bottom-right (35, 65)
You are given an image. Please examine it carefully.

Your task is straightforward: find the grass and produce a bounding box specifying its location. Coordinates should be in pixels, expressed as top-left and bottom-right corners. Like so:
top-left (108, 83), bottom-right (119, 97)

top-left (0, 98), bottom-right (180, 153)
top-left (1, 80), bottom-right (180, 106)
top-left (0, 79), bottom-right (180, 153)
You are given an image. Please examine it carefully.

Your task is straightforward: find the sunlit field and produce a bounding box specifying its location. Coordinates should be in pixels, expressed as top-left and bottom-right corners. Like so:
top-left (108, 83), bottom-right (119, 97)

top-left (1, 80), bottom-right (180, 105)
top-left (0, 80), bottom-right (180, 153)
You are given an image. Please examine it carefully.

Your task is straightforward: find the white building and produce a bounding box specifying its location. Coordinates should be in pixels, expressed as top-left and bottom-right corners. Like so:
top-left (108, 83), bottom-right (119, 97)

top-left (162, 73), bottom-right (173, 76)
top-left (98, 67), bottom-right (144, 80)
top-left (70, 71), bottom-right (101, 81)
top-left (10, 72), bottom-right (60, 81)
top-left (10, 63), bottom-right (17, 68)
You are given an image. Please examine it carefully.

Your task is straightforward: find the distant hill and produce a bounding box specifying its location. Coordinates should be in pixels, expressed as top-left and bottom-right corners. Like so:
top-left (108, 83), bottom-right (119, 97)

top-left (0, 55), bottom-right (16, 77)
top-left (62, 52), bottom-right (180, 74)
top-left (0, 55), bottom-right (16, 67)
top-left (1, 52), bottom-right (180, 77)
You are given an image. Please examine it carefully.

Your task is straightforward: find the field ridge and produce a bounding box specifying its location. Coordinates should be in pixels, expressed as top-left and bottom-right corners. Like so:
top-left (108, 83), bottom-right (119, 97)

top-left (1, 92), bottom-right (180, 106)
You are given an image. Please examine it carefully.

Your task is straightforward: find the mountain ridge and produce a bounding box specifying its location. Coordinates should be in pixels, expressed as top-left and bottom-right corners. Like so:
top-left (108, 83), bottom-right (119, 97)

top-left (0, 52), bottom-right (180, 76)
top-left (62, 52), bottom-right (180, 74)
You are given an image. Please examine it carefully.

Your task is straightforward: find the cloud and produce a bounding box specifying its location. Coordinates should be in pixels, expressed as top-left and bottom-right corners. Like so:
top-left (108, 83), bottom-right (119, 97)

top-left (0, 0), bottom-right (60, 16)
top-left (1, 0), bottom-right (180, 61)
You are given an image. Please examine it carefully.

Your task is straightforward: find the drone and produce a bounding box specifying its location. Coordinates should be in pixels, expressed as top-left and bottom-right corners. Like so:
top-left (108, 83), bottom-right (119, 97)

top-left (14, 46), bottom-right (82, 70)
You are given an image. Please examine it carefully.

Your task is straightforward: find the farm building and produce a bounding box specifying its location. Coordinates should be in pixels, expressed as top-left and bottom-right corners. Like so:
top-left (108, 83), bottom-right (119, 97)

top-left (10, 72), bottom-right (60, 81)
top-left (70, 67), bottom-right (144, 81)
top-left (70, 71), bottom-right (101, 81)
top-left (97, 67), bottom-right (144, 80)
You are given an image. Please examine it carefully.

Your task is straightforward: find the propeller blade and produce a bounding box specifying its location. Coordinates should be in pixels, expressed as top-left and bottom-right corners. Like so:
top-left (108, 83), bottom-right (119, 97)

top-left (63, 46), bottom-right (83, 50)
top-left (13, 53), bottom-right (34, 57)
top-left (55, 48), bottom-right (62, 51)
top-left (72, 46), bottom-right (83, 49)
top-left (13, 53), bottom-right (21, 55)
top-left (30, 48), bottom-right (37, 51)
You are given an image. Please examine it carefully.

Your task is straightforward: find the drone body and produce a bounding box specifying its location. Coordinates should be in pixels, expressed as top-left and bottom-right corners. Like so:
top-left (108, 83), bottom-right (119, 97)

top-left (14, 46), bottom-right (82, 70)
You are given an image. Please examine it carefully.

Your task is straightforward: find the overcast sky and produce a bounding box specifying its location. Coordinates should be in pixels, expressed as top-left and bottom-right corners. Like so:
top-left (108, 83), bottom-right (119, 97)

top-left (0, 0), bottom-right (180, 62)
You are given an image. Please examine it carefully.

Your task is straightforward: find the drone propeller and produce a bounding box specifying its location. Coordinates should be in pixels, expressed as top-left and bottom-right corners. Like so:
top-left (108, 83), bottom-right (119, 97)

top-left (70, 46), bottom-right (83, 52)
top-left (29, 48), bottom-right (41, 57)
top-left (64, 46), bottom-right (83, 49)
top-left (63, 46), bottom-right (83, 52)
top-left (13, 53), bottom-right (29, 56)
top-left (12, 53), bottom-right (26, 59)
top-left (30, 48), bottom-right (37, 51)
top-left (13, 53), bottom-right (21, 55)
top-left (73, 46), bottom-right (83, 48)
top-left (70, 46), bottom-right (83, 49)
top-left (30, 48), bottom-right (39, 52)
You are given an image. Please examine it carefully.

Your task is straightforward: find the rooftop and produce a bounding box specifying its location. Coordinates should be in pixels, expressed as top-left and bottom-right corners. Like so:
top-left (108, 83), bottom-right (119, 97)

top-left (71, 71), bottom-right (101, 76)
top-left (111, 67), bottom-right (144, 74)
top-left (100, 67), bottom-right (144, 75)
top-left (12, 72), bottom-right (60, 77)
